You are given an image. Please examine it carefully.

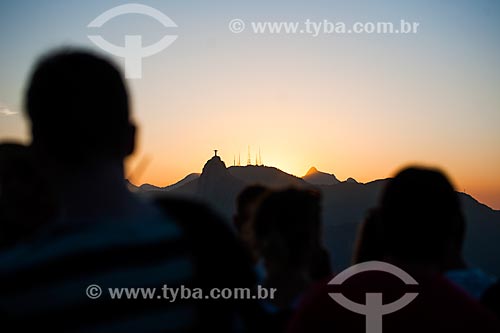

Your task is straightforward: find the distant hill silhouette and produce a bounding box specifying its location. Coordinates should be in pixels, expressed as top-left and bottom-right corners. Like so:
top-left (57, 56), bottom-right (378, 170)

top-left (134, 156), bottom-right (500, 276)
top-left (138, 173), bottom-right (200, 192)
top-left (145, 158), bottom-right (313, 216)
top-left (196, 156), bottom-right (245, 214)
top-left (345, 177), bottom-right (359, 184)
top-left (303, 166), bottom-right (340, 186)
top-left (229, 165), bottom-right (310, 188)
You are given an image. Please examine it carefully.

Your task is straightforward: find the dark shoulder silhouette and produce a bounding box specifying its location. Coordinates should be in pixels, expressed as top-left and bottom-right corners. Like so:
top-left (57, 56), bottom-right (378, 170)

top-left (0, 142), bottom-right (55, 249)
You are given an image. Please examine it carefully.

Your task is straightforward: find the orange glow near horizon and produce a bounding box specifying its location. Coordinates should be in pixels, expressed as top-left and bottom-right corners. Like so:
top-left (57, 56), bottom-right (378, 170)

top-left (126, 146), bottom-right (500, 211)
top-left (1, 1), bottom-right (500, 210)
top-left (121, 57), bottom-right (500, 211)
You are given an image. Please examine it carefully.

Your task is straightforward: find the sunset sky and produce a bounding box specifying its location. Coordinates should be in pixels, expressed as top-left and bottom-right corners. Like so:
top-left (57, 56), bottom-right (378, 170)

top-left (1, 0), bottom-right (499, 209)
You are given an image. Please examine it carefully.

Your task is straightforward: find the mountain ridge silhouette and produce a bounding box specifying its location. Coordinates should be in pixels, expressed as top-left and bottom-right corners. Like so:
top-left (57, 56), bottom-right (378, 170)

top-left (129, 156), bottom-right (500, 275)
top-left (303, 166), bottom-right (341, 185)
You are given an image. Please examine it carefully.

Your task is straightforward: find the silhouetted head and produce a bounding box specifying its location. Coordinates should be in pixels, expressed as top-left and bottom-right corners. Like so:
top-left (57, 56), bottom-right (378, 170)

top-left (25, 49), bottom-right (135, 163)
top-left (254, 188), bottom-right (322, 271)
top-left (0, 142), bottom-right (56, 248)
top-left (234, 185), bottom-right (268, 231)
top-left (234, 185), bottom-right (269, 263)
top-left (379, 166), bottom-right (465, 269)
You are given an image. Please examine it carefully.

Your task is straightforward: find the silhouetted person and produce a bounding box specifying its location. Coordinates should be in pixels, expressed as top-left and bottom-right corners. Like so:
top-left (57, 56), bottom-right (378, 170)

top-left (0, 142), bottom-right (55, 249)
top-left (379, 167), bottom-right (494, 299)
top-left (288, 166), bottom-right (500, 333)
top-left (354, 168), bottom-right (495, 299)
top-left (253, 188), bottom-right (330, 332)
top-left (379, 167), bottom-right (467, 269)
top-left (155, 196), bottom-right (264, 332)
top-left (0, 49), bottom-right (195, 332)
top-left (234, 185), bottom-right (269, 263)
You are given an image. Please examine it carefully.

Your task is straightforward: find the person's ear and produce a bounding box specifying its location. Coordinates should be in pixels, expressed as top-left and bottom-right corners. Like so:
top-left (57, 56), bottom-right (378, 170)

top-left (124, 123), bottom-right (136, 157)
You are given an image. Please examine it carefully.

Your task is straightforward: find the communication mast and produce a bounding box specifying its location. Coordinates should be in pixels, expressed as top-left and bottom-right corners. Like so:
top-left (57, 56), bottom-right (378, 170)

top-left (247, 146), bottom-right (251, 166)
